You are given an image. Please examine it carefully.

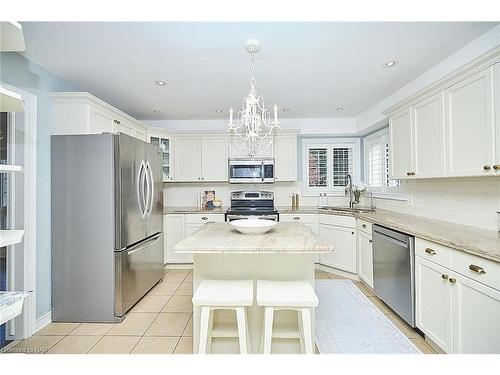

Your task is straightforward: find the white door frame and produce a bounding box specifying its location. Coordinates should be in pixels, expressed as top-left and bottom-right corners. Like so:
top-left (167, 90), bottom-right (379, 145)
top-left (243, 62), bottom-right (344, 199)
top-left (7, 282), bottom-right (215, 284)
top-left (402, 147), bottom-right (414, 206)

top-left (1, 81), bottom-right (37, 339)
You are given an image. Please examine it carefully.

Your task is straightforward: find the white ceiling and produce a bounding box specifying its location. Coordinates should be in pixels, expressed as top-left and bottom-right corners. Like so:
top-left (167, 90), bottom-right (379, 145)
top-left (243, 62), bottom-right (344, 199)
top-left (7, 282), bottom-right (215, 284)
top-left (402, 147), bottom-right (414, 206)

top-left (20, 22), bottom-right (498, 120)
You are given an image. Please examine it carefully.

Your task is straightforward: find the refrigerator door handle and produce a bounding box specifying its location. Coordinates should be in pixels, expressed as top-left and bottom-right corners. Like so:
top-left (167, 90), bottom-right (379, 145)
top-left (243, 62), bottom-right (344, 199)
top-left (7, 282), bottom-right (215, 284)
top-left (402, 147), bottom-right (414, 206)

top-left (136, 160), bottom-right (147, 218)
top-left (144, 161), bottom-right (151, 219)
top-left (124, 232), bottom-right (162, 255)
top-left (145, 160), bottom-right (154, 217)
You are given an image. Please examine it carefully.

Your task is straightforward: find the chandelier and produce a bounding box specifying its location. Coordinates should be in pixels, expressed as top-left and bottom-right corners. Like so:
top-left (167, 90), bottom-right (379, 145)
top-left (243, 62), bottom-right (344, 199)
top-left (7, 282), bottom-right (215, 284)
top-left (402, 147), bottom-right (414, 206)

top-left (227, 39), bottom-right (280, 156)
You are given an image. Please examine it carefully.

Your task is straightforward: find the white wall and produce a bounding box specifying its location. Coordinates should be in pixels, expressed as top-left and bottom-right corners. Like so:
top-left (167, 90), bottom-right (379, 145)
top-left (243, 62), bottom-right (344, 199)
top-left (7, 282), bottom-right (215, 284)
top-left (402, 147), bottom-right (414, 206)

top-left (357, 24), bottom-right (500, 133)
top-left (144, 117), bottom-right (357, 135)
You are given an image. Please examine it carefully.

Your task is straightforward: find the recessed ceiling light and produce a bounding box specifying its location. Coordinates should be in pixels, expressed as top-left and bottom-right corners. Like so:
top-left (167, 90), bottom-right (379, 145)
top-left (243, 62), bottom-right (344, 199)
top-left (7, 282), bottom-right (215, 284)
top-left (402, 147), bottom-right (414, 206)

top-left (384, 61), bottom-right (397, 68)
top-left (336, 107), bottom-right (343, 112)
top-left (154, 80), bottom-right (166, 86)
top-left (215, 109), bottom-right (223, 113)
top-left (283, 108), bottom-right (290, 112)
top-left (153, 110), bottom-right (161, 114)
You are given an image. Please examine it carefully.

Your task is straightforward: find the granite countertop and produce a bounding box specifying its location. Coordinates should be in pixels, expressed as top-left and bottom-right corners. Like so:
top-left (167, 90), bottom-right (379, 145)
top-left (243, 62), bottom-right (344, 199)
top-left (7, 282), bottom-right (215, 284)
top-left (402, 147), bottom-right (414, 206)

top-left (165, 205), bottom-right (500, 262)
top-left (0, 291), bottom-right (30, 311)
top-left (356, 209), bottom-right (500, 263)
top-left (163, 206), bottom-right (228, 214)
top-left (174, 222), bottom-right (334, 254)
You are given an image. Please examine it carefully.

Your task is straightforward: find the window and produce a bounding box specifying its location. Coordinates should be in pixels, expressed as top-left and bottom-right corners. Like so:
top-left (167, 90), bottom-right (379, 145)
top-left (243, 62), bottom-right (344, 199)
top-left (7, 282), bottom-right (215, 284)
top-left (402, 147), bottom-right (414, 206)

top-left (303, 139), bottom-right (360, 196)
top-left (364, 128), bottom-right (404, 198)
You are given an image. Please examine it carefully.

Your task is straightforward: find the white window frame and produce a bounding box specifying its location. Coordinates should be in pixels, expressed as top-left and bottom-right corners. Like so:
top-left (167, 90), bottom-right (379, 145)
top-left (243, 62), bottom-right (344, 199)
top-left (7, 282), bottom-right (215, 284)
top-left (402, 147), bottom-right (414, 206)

top-left (363, 128), bottom-right (406, 200)
top-left (302, 138), bottom-right (361, 197)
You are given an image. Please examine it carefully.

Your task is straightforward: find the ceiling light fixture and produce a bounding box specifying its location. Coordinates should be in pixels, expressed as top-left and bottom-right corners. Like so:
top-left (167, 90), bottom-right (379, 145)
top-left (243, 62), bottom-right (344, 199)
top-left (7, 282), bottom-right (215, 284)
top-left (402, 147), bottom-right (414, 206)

top-left (153, 110), bottom-right (161, 114)
top-left (227, 39), bottom-right (280, 156)
top-left (154, 80), bottom-right (167, 86)
top-left (283, 108), bottom-right (290, 112)
top-left (216, 109), bottom-right (223, 113)
top-left (384, 61), bottom-right (397, 68)
top-left (336, 107), bottom-right (343, 112)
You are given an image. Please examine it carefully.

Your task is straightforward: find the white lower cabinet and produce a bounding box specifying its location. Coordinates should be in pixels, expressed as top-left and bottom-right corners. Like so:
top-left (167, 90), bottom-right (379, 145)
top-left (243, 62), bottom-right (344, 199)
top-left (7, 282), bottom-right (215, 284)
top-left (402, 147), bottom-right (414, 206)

top-left (452, 273), bottom-right (500, 354)
top-left (164, 213), bottom-right (225, 264)
top-left (319, 223), bottom-right (356, 273)
top-left (415, 257), bottom-right (453, 353)
top-left (164, 214), bottom-right (186, 264)
top-left (357, 230), bottom-right (373, 288)
top-left (415, 238), bottom-right (500, 354)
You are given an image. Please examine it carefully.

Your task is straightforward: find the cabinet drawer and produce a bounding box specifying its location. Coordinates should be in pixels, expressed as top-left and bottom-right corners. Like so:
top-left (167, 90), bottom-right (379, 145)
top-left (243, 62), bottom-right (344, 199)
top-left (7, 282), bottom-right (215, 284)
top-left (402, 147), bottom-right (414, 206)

top-left (185, 213), bottom-right (225, 224)
top-left (415, 238), bottom-right (452, 268)
top-left (319, 214), bottom-right (355, 228)
top-left (280, 213), bottom-right (315, 224)
top-left (452, 251), bottom-right (500, 291)
top-left (357, 219), bottom-right (372, 235)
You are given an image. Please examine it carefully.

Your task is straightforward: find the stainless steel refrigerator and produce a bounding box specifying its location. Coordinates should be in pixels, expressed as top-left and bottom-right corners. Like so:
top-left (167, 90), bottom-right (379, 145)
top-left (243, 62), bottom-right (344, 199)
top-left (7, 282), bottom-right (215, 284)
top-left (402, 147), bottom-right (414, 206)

top-left (51, 133), bottom-right (164, 322)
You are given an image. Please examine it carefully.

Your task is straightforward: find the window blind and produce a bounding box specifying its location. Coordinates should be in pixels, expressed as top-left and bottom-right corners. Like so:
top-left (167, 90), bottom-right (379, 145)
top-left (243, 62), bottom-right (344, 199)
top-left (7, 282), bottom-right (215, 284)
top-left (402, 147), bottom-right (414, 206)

top-left (308, 148), bottom-right (328, 187)
top-left (332, 147), bottom-right (354, 186)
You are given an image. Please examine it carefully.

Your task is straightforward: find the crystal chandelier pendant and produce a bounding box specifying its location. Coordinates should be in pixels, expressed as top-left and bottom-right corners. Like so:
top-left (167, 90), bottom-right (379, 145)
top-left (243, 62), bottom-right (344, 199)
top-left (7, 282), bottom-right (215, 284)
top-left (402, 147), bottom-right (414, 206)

top-left (227, 39), bottom-right (280, 157)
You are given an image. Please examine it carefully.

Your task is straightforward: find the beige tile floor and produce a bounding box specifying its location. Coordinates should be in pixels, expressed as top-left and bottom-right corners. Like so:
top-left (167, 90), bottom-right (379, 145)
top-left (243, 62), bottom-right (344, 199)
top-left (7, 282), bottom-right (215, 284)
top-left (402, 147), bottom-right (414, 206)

top-left (4, 268), bottom-right (437, 354)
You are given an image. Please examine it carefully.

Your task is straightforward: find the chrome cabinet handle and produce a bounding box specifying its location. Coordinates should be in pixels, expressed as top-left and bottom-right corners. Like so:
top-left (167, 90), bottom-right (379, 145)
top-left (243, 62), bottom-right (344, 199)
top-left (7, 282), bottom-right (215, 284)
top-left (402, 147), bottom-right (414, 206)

top-left (441, 274), bottom-right (449, 280)
top-left (113, 119), bottom-right (121, 124)
top-left (293, 217), bottom-right (300, 220)
top-left (406, 172), bottom-right (411, 176)
top-left (201, 217), bottom-right (208, 220)
top-left (469, 264), bottom-right (486, 275)
top-left (369, 239), bottom-right (373, 243)
top-left (425, 248), bottom-right (436, 256)
top-left (483, 165), bottom-right (491, 171)
top-left (449, 278), bottom-right (456, 284)
top-left (362, 224), bottom-right (367, 228)
top-left (493, 165), bottom-right (500, 170)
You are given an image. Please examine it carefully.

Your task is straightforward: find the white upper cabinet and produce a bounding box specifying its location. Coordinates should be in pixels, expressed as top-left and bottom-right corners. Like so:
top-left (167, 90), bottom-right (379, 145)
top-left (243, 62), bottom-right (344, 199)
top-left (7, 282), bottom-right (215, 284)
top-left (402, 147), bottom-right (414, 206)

top-left (494, 63), bottom-right (500, 173)
top-left (274, 134), bottom-right (297, 182)
top-left (412, 93), bottom-right (446, 178)
top-left (444, 68), bottom-right (494, 177)
top-left (174, 136), bottom-right (202, 182)
top-left (201, 136), bottom-right (228, 182)
top-left (52, 92), bottom-right (148, 141)
top-left (148, 131), bottom-right (174, 182)
top-left (389, 109), bottom-right (413, 179)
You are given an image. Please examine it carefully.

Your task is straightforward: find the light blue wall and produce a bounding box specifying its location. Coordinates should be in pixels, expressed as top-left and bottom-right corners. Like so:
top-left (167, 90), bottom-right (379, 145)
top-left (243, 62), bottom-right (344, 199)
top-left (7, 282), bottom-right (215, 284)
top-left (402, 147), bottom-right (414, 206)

top-left (0, 52), bottom-right (80, 319)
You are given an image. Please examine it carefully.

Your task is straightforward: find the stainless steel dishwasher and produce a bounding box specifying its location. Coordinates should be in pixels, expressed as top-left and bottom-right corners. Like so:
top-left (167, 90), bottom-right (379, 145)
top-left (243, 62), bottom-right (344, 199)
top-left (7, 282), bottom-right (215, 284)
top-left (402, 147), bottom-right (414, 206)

top-left (372, 225), bottom-right (415, 327)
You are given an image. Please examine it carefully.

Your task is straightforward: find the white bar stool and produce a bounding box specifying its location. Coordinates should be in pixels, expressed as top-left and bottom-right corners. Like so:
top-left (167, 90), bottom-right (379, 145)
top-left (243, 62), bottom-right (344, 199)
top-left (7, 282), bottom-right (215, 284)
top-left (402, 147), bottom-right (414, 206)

top-left (192, 279), bottom-right (254, 354)
top-left (256, 280), bottom-right (319, 354)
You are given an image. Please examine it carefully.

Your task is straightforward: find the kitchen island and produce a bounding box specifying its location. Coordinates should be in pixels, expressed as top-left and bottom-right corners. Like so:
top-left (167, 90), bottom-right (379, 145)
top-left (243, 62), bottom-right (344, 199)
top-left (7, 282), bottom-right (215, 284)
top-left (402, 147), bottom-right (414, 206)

top-left (174, 222), bottom-right (334, 354)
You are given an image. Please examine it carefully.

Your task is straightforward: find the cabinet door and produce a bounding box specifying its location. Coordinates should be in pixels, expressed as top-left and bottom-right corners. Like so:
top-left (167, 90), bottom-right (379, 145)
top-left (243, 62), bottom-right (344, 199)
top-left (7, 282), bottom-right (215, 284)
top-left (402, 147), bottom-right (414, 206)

top-left (357, 231), bottom-right (373, 288)
top-left (228, 138), bottom-right (274, 158)
top-left (164, 214), bottom-right (186, 264)
top-left (415, 257), bottom-right (453, 353)
top-left (445, 68), bottom-right (494, 177)
top-left (201, 136), bottom-right (228, 182)
top-left (89, 106), bottom-right (114, 134)
top-left (494, 63), bottom-right (500, 172)
top-left (274, 135), bottom-right (297, 182)
top-left (319, 224), bottom-right (356, 273)
top-left (113, 118), bottom-right (135, 137)
top-left (412, 93), bottom-right (446, 178)
top-left (389, 109), bottom-right (413, 179)
top-left (174, 136), bottom-right (201, 182)
top-left (135, 126), bottom-right (147, 141)
top-left (452, 273), bottom-right (500, 354)
top-left (149, 134), bottom-right (174, 182)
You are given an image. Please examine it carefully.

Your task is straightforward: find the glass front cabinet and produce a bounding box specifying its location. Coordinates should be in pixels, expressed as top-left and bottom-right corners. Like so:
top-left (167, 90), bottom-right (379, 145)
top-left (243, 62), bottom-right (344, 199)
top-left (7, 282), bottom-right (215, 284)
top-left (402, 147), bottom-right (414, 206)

top-left (148, 132), bottom-right (174, 182)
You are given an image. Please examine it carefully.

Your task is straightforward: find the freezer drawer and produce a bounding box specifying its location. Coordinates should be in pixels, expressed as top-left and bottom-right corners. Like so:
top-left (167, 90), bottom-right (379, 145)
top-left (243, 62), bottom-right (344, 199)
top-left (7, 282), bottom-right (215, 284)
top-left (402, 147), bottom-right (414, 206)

top-left (114, 232), bottom-right (164, 317)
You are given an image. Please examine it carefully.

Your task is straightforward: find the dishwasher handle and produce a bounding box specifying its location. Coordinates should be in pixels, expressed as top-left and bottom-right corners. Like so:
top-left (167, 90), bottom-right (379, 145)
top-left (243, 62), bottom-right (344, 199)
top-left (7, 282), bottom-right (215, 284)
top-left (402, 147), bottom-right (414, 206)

top-left (373, 228), bottom-right (409, 248)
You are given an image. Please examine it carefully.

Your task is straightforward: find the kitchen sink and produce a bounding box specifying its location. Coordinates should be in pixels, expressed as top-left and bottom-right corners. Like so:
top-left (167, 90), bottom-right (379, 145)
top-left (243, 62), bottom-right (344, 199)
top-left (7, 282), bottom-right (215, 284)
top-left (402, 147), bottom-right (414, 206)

top-left (319, 206), bottom-right (375, 214)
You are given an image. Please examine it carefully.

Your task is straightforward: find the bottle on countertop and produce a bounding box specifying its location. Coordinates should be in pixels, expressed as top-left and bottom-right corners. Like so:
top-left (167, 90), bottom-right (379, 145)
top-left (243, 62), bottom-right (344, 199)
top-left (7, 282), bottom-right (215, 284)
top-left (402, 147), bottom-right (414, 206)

top-left (291, 193), bottom-right (296, 210)
top-left (295, 193), bottom-right (299, 209)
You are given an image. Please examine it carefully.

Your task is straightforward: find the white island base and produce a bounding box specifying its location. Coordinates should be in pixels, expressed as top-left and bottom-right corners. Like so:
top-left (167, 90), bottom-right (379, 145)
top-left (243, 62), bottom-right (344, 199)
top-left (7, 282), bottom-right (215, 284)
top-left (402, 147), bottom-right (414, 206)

top-left (192, 253), bottom-right (316, 354)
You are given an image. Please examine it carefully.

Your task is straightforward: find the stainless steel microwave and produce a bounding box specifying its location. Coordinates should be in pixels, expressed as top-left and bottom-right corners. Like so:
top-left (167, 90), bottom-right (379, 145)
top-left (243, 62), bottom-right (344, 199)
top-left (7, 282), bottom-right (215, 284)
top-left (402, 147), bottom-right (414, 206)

top-left (228, 158), bottom-right (274, 183)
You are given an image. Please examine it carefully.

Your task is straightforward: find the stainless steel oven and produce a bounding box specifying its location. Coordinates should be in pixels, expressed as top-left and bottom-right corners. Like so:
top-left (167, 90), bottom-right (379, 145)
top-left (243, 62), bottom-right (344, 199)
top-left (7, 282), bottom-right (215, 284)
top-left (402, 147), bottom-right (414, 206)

top-left (225, 191), bottom-right (279, 221)
top-left (228, 158), bottom-right (274, 183)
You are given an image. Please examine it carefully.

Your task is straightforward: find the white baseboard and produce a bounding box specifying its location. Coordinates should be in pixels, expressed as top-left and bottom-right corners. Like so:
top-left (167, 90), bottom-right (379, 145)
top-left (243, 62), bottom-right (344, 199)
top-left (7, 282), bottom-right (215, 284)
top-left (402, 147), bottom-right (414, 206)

top-left (34, 310), bottom-right (52, 334)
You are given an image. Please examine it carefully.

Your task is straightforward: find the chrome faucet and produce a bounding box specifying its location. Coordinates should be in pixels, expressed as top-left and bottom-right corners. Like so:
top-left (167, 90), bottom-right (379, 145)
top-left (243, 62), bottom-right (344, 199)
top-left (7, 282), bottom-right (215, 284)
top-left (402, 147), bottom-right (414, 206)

top-left (345, 173), bottom-right (354, 209)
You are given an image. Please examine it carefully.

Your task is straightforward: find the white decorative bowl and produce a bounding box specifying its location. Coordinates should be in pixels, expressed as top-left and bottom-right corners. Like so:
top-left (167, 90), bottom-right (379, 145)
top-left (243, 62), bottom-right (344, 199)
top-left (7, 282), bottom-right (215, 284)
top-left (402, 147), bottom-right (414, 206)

top-left (230, 219), bottom-right (277, 235)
